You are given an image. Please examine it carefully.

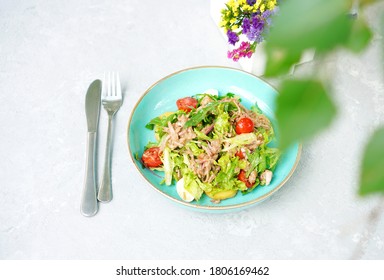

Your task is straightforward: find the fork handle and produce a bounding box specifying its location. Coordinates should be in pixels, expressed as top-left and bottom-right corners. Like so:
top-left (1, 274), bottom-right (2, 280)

top-left (98, 115), bottom-right (113, 202)
top-left (81, 132), bottom-right (98, 216)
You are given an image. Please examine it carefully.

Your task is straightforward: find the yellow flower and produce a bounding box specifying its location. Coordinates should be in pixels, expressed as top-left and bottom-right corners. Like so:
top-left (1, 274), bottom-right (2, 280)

top-left (242, 4), bottom-right (252, 12)
top-left (230, 18), bottom-right (237, 24)
top-left (227, 0), bottom-right (239, 10)
top-left (227, 0), bottom-right (235, 8)
top-left (267, 0), bottom-right (276, 10)
top-left (232, 24), bottom-right (239, 30)
top-left (260, 3), bottom-right (265, 12)
top-left (252, 0), bottom-right (261, 12)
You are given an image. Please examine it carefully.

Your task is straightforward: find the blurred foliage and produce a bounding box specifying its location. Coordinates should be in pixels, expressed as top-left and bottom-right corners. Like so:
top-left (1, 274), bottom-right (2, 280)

top-left (263, 0), bottom-right (383, 195)
top-left (359, 127), bottom-right (384, 195)
top-left (276, 79), bottom-right (337, 150)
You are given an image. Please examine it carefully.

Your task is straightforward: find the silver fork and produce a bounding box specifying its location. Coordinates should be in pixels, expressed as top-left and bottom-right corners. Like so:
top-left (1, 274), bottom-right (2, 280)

top-left (98, 72), bottom-right (123, 202)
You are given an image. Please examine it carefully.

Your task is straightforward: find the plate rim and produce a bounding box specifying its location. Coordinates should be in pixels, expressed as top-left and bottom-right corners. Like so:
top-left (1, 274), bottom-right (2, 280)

top-left (127, 65), bottom-right (302, 211)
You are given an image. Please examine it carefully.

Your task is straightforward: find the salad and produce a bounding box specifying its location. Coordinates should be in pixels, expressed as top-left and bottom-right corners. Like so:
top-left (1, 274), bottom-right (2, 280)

top-left (141, 90), bottom-right (280, 203)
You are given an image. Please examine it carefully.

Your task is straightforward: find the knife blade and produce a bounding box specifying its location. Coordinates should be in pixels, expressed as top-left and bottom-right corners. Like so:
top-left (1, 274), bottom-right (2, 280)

top-left (81, 79), bottom-right (102, 217)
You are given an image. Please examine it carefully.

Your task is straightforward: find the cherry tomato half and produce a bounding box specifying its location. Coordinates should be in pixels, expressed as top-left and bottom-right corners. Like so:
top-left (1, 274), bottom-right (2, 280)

top-left (235, 117), bottom-right (254, 134)
top-left (235, 150), bottom-right (245, 159)
top-left (176, 97), bottom-right (198, 113)
top-left (238, 170), bottom-right (253, 188)
top-left (142, 147), bottom-right (162, 168)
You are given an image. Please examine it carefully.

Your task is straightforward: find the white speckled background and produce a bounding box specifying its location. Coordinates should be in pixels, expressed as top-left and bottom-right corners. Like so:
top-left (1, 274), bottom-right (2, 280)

top-left (0, 0), bottom-right (383, 259)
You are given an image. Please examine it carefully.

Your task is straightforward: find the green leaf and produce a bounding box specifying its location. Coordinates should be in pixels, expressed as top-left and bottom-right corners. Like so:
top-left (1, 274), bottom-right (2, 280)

top-left (145, 112), bottom-right (179, 130)
top-left (213, 111), bottom-right (230, 136)
top-left (264, 47), bottom-right (302, 77)
top-left (245, 149), bottom-right (261, 177)
top-left (250, 102), bottom-right (262, 114)
top-left (183, 171), bottom-right (204, 201)
top-left (267, 0), bottom-right (352, 52)
top-left (265, 0), bottom-right (354, 76)
top-left (359, 127), bottom-right (384, 196)
top-left (222, 133), bottom-right (257, 151)
top-left (344, 17), bottom-right (373, 53)
top-left (359, 0), bottom-right (381, 7)
top-left (276, 79), bottom-right (337, 150)
top-left (162, 147), bottom-right (173, 186)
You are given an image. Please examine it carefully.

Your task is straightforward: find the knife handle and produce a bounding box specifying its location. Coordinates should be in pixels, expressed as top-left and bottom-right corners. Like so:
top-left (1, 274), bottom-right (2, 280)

top-left (81, 132), bottom-right (98, 216)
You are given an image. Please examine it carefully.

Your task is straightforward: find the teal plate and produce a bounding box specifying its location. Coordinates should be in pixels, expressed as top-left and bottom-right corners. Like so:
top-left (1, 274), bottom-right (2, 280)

top-left (127, 66), bottom-right (301, 212)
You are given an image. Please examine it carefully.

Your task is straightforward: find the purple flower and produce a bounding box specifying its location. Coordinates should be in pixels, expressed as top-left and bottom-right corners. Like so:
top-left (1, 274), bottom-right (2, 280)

top-left (262, 6), bottom-right (278, 25)
top-left (262, 10), bottom-right (273, 20)
top-left (260, 7), bottom-right (279, 36)
top-left (242, 18), bottom-right (251, 34)
top-left (246, 0), bottom-right (256, 5)
top-left (246, 15), bottom-right (264, 42)
top-left (227, 30), bottom-right (239, 45)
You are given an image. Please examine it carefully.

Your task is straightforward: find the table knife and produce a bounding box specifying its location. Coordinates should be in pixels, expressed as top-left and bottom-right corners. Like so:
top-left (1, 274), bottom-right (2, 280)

top-left (81, 79), bottom-right (102, 217)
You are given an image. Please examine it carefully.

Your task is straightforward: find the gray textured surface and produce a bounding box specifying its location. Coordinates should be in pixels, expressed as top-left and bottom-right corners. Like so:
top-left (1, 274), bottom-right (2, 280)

top-left (0, 0), bottom-right (383, 259)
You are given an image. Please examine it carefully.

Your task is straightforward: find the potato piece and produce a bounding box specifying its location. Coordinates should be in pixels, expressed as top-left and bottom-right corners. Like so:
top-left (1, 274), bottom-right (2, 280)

top-left (161, 112), bottom-right (174, 118)
top-left (205, 189), bottom-right (237, 200)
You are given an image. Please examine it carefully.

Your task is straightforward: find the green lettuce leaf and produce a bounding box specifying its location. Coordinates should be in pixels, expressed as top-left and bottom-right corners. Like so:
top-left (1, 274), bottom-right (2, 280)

top-left (214, 111), bottom-right (230, 137)
top-left (212, 154), bottom-right (248, 193)
top-left (162, 147), bottom-right (173, 185)
top-left (185, 141), bottom-right (203, 156)
top-left (222, 133), bottom-right (257, 151)
top-left (183, 170), bottom-right (204, 200)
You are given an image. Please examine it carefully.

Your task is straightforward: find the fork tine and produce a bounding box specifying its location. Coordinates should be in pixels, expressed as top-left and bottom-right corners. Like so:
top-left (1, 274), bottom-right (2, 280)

top-left (103, 72), bottom-right (121, 99)
top-left (103, 72), bottom-right (107, 97)
top-left (116, 72), bottom-right (122, 98)
top-left (104, 72), bottom-right (108, 97)
top-left (108, 72), bottom-right (113, 96)
top-left (111, 72), bottom-right (116, 97)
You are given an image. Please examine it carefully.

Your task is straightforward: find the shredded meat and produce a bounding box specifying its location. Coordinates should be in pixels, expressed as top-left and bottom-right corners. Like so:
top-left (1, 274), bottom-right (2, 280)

top-left (201, 123), bottom-right (214, 135)
top-left (159, 135), bottom-right (170, 151)
top-left (253, 114), bottom-right (271, 130)
top-left (248, 170), bottom-right (257, 185)
top-left (260, 170), bottom-right (273, 185)
top-left (195, 153), bottom-right (215, 182)
top-left (246, 133), bottom-right (264, 150)
top-left (185, 148), bottom-right (222, 183)
top-left (206, 172), bottom-right (216, 183)
top-left (161, 115), bottom-right (196, 150)
top-left (202, 139), bottom-right (221, 159)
